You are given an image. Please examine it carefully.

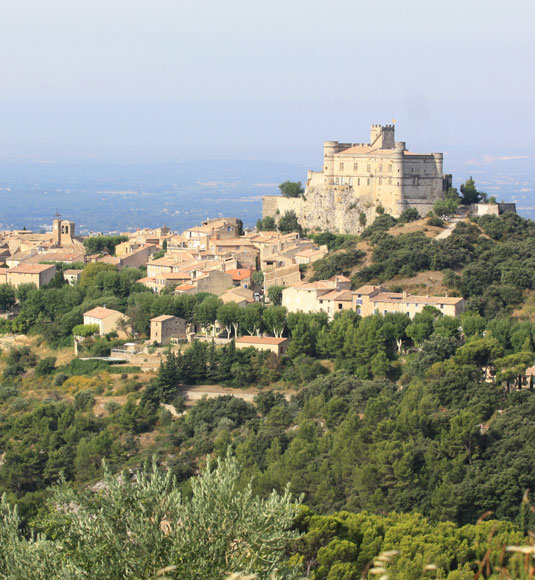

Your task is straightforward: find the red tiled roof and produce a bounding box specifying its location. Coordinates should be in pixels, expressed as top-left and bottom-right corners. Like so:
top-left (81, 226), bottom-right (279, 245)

top-left (226, 268), bottom-right (252, 281)
top-left (175, 283), bottom-right (196, 291)
top-left (236, 336), bottom-right (287, 345)
top-left (8, 263), bottom-right (55, 274)
top-left (84, 306), bottom-right (122, 319)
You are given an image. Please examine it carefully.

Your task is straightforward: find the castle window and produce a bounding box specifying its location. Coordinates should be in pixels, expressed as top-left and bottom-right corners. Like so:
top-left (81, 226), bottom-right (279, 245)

top-left (340, 163), bottom-right (344, 170)
top-left (353, 163), bottom-right (358, 171)
top-left (367, 178), bottom-right (370, 186)
top-left (358, 178), bottom-right (360, 186)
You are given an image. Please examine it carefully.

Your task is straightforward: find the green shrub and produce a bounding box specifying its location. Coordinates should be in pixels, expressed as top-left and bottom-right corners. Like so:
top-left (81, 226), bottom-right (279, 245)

top-left (35, 357), bottom-right (57, 376)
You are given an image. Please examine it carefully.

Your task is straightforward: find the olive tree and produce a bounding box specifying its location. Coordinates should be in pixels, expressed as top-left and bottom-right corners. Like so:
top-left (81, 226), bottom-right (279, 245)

top-left (0, 456), bottom-right (302, 580)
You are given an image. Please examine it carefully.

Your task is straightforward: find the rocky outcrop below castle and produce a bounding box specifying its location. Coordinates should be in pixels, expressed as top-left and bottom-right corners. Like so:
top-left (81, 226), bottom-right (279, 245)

top-left (263, 184), bottom-right (436, 235)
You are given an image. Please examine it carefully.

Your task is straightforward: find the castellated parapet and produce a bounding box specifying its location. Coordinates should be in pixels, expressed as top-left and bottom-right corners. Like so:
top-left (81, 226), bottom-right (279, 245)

top-left (262, 124), bottom-right (451, 234)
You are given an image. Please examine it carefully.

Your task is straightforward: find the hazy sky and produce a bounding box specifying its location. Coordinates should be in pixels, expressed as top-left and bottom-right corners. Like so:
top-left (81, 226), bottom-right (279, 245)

top-left (1, 0), bottom-right (533, 163)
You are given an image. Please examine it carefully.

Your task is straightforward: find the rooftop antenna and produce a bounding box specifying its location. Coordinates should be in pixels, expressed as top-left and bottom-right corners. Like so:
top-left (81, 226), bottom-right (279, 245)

top-left (54, 209), bottom-right (61, 219)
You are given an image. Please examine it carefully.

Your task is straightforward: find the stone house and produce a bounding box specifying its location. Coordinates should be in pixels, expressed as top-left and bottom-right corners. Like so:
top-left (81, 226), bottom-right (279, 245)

top-left (281, 276), bottom-right (352, 319)
top-left (150, 315), bottom-right (187, 345)
top-left (63, 269), bottom-right (83, 285)
top-left (354, 285), bottom-right (465, 318)
top-left (263, 264), bottom-right (301, 291)
top-left (220, 287), bottom-right (255, 307)
top-left (6, 263), bottom-right (57, 288)
top-left (225, 268), bottom-right (253, 289)
top-left (83, 307), bottom-right (127, 336)
top-left (294, 247), bottom-right (327, 265)
top-left (195, 270), bottom-right (234, 295)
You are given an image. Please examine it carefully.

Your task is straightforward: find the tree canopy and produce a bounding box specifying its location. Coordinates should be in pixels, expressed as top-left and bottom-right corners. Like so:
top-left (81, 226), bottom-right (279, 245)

top-left (279, 181), bottom-right (304, 198)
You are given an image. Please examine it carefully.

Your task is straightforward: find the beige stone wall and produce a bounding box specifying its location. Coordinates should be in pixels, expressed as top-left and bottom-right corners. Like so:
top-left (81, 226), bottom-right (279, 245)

top-left (282, 286), bottom-right (322, 314)
top-left (84, 311), bottom-right (126, 335)
top-left (264, 264), bottom-right (300, 290)
top-left (262, 196), bottom-right (303, 221)
top-left (236, 340), bottom-right (288, 355)
top-left (119, 246), bottom-right (155, 269)
top-left (359, 295), bottom-right (464, 318)
top-left (282, 287), bottom-right (352, 319)
top-left (151, 317), bottom-right (187, 345)
top-left (7, 267), bottom-right (56, 289)
top-left (475, 203), bottom-right (500, 217)
top-left (195, 270), bottom-right (233, 295)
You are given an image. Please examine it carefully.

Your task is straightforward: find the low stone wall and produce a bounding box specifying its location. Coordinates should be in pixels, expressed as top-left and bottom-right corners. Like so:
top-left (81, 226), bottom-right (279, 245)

top-left (262, 196), bottom-right (303, 221)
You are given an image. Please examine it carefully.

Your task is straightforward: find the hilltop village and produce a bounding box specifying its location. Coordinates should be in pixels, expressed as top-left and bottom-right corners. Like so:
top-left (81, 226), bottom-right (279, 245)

top-left (0, 213), bottom-right (467, 351)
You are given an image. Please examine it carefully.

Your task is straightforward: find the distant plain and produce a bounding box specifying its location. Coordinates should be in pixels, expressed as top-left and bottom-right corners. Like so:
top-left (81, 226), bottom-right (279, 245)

top-left (1, 153), bottom-right (533, 234)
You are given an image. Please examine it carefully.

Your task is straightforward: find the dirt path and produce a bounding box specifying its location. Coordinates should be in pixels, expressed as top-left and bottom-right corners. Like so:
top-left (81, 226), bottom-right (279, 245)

top-left (178, 384), bottom-right (292, 405)
top-left (435, 218), bottom-right (462, 240)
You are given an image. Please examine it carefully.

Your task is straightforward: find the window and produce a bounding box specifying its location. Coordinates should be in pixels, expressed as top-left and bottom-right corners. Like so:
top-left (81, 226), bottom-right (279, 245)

top-left (367, 178), bottom-right (370, 185)
top-left (389, 177), bottom-right (392, 185)
top-left (379, 178), bottom-right (382, 186)
top-left (379, 164), bottom-right (383, 173)
top-left (367, 164), bottom-right (371, 172)
top-left (388, 165), bottom-right (392, 173)
top-left (353, 163), bottom-right (358, 171)
top-left (338, 303), bottom-right (343, 310)
top-left (358, 178), bottom-right (360, 186)
top-left (349, 177), bottom-right (353, 186)
top-left (340, 163), bottom-right (344, 170)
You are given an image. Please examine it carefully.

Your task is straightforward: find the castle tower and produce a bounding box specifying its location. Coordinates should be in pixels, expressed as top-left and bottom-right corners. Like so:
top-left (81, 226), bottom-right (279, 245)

top-left (52, 218), bottom-right (76, 247)
top-left (52, 218), bottom-right (62, 246)
top-left (370, 124), bottom-right (395, 149)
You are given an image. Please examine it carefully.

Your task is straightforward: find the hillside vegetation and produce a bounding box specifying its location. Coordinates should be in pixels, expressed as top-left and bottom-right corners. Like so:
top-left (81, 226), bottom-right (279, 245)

top-left (2, 211), bottom-right (535, 577)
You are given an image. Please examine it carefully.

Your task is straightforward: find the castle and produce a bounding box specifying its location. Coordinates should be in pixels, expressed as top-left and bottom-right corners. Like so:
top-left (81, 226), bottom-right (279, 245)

top-left (262, 124), bottom-right (451, 234)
